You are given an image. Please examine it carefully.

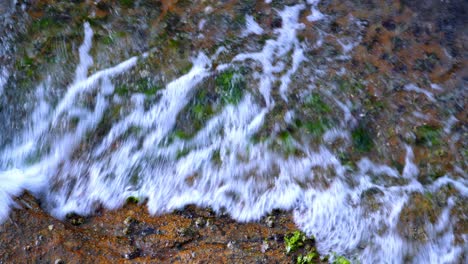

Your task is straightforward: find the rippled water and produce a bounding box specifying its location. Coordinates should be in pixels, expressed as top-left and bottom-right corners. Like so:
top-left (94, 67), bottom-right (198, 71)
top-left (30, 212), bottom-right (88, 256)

top-left (0, 1), bottom-right (466, 263)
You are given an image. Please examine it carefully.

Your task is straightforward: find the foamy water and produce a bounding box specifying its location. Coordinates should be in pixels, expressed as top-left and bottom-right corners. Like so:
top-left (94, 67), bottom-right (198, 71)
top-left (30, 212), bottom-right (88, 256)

top-left (0, 2), bottom-right (466, 263)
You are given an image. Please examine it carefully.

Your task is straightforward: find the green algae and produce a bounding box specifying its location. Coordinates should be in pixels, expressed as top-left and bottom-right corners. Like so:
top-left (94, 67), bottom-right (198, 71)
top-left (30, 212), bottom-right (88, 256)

top-left (126, 196), bottom-right (140, 204)
top-left (119, 0), bottom-right (135, 8)
top-left (305, 93), bottom-right (331, 114)
top-left (296, 252), bottom-right (318, 264)
top-left (352, 126), bottom-right (373, 152)
top-left (215, 69), bottom-right (245, 106)
top-left (415, 125), bottom-right (442, 147)
top-left (304, 118), bottom-right (332, 137)
top-left (333, 255), bottom-right (351, 264)
top-left (285, 230), bottom-right (313, 254)
top-left (115, 78), bottom-right (162, 97)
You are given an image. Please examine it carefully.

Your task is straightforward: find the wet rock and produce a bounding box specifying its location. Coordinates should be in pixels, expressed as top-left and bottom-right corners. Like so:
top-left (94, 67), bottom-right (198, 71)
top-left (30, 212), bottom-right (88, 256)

top-left (360, 187), bottom-right (384, 213)
top-left (65, 212), bottom-right (86, 226)
top-left (177, 227), bottom-right (198, 238)
top-left (0, 192), bottom-right (316, 263)
top-left (261, 240), bottom-right (269, 253)
top-left (226, 241), bottom-right (236, 250)
top-left (123, 248), bottom-right (141, 260)
top-left (265, 215), bottom-right (275, 228)
top-left (123, 216), bottom-right (137, 225)
top-left (194, 217), bottom-right (206, 228)
top-left (397, 193), bottom-right (439, 242)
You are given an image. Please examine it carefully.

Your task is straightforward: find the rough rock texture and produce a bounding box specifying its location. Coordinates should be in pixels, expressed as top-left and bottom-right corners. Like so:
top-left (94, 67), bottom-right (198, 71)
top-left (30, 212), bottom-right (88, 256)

top-left (0, 193), bottom-right (322, 263)
top-left (0, 0), bottom-right (466, 262)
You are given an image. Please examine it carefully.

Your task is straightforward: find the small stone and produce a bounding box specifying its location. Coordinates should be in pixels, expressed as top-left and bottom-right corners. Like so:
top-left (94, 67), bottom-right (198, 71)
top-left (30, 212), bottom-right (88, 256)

top-left (123, 216), bottom-right (136, 225)
top-left (204, 6), bottom-right (213, 14)
top-left (195, 217), bottom-right (206, 228)
top-left (70, 218), bottom-right (84, 226)
top-left (48, 225), bottom-right (54, 231)
top-left (261, 240), bottom-right (269, 253)
top-left (67, 213), bottom-right (85, 226)
top-left (123, 248), bottom-right (141, 260)
top-left (177, 227), bottom-right (197, 237)
top-left (54, 259), bottom-right (65, 264)
top-left (265, 216), bottom-right (275, 228)
top-left (227, 241), bottom-right (235, 249)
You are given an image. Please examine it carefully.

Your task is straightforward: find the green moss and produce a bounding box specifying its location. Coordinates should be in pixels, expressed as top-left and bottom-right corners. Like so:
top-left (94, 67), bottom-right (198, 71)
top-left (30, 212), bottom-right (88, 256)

top-left (338, 152), bottom-right (356, 170)
top-left (101, 35), bottom-right (115, 45)
top-left (428, 168), bottom-right (445, 181)
top-left (119, 0), bottom-right (135, 8)
top-left (31, 17), bottom-right (55, 31)
top-left (285, 230), bottom-right (313, 254)
top-left (250, 133), bottom-right (268, 144)
top-left (305, 93), bottom-right (331, 114)
top-left (415, 125), bottom-right (442, 147)
top-left (24, 149), bottom-right (44, 165)
top-left (176, 148), bottom-right (191, 160)
top-left (180, 63), bottom-right (193, 75)
top-left (114, 79), bottom-right (161, 97)
top-left (352, 126), bottom-right (373, 152)
top-left (297, 252), bottom-right (318, 264)
top-left (173, 84), bottom-right (220, 139)
top-left (333, 255), bottom-right (351, 264)
top-left (126, 196), bottom-right (140, 204)
top-left (337, 78), bottom-right (365, 92)
top-left (215, 69), bottom-right (245, 105)
top-left (211, 149), bottom-right (222, 165)
top-left (138, 79), bottom-right (161, 96)
top-left (304, 118), bottom-right (331, 137)
top-left (115, 84), bottom-right (130, 96)
top-left (278, 131), bottom-right (296, 155)
top-left (192, 103), bottom-right (214, 123)
top-left (17, 56), bottom-right (37, 78)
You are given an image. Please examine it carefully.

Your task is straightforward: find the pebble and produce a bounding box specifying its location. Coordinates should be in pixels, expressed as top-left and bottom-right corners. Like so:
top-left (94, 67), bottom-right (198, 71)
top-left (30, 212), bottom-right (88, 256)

top-left (261, 240), bottom-right (269, 253)
top-left (123, 216), bottom-right (136, 226)
top-left (227, 241), bottom-right (235, 249)
top-left (265, 216), bottom-right (275, 228)
top-left (195, 217), bottom-right (206, 228)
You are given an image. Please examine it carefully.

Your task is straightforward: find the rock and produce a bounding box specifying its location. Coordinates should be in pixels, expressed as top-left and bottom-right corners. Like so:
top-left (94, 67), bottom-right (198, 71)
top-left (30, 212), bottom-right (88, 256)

top-left (226, 241), bottom-right (235, 249)
top-left (0, 192), bottom-right (311, 263)
top-left (194, 217), bottom-right (206, 228)
top-left (261, 240), bottom-right (269, 253)
top-left (265, 215), bottom-right (275, 228)
top-left (123, 216), bottom-right (136, 226)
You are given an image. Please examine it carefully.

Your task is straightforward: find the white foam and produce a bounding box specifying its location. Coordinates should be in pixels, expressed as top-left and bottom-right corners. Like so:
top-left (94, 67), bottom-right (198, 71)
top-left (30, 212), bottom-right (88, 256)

top-left (0, 3), bottom-right (465, 263)
top-left (242, 15), bottom-right (264, 37)
top-left (234, 4), bottom-right (306, 106)
top-left (307, 0), bottom-right (325, 22)
top-left (0, 67), bottom-right (7, 96)
top-left (404, 83), bottom-right (436, 102)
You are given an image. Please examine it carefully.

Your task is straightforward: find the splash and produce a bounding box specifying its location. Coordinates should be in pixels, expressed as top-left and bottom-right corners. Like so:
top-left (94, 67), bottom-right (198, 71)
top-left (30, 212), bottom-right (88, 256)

top-left (0, 2), bottom-right (466, 263)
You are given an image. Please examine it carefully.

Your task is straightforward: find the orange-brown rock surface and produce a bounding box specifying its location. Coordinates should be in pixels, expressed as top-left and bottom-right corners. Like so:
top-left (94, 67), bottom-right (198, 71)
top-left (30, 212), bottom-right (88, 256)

top-left (0, 193), bottom-right (321, 263)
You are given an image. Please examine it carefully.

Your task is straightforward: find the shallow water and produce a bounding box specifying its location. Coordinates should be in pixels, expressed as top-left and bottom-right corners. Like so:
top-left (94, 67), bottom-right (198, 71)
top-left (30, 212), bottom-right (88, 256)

top-left (0, 1), bottom-right (466, 263)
